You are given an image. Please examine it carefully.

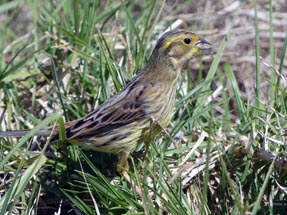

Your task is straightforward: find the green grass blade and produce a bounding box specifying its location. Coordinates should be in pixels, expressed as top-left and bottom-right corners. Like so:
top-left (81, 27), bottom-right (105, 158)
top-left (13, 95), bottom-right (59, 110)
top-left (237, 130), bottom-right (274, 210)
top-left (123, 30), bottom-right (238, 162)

top-left (192, 26), bottom-right (231, 119)
top-left (224, 63), bottom-right (246, 124)
top-left (0, 154), bottom-right (47, 212)
top-left (269, 0), bottom-right (275, 101)
top-left (0, 113), bottom-right (60, 168)
top-left (251, 159), bottom-right (275, 214)
top-left (253, 0), bottom-right (261, 111)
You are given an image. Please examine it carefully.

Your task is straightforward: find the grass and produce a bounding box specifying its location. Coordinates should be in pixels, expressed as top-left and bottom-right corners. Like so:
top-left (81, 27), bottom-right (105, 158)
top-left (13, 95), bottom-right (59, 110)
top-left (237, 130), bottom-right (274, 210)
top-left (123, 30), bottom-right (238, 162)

top-left (1, 0), bottom-right (287, 214)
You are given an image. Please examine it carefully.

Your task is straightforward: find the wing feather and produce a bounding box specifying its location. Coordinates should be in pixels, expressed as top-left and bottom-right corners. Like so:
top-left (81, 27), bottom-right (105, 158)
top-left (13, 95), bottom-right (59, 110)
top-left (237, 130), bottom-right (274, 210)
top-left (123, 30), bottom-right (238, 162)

top-left (65, 84), bottom-right (148, 140)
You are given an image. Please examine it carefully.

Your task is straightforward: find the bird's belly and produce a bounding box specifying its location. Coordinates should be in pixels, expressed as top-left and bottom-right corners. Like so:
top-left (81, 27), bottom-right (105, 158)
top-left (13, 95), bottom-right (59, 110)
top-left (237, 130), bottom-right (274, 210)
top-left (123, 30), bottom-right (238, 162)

top-left (72, 122), bottom-right (148, 154)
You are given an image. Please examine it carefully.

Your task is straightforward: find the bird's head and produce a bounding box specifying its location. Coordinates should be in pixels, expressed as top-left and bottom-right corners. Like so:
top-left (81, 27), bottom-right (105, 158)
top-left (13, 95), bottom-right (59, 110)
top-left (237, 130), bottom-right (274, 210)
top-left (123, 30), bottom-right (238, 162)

top-left (151, 30), bottom-right (212, 69)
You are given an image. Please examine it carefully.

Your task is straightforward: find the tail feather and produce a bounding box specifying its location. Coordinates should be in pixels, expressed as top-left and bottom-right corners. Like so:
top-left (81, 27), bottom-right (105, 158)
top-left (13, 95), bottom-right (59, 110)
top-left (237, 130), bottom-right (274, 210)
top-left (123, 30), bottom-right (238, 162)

top-left (0, 129), bottom-right (57, 137)
top-left (0, 119), bottom-right (77, 138)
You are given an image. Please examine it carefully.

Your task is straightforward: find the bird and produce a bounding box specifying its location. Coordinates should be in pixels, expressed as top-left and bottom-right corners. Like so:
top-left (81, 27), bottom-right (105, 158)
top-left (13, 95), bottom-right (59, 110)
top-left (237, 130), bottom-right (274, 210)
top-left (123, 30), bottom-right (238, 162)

top-left (0, 30), bottom-right (212, 174)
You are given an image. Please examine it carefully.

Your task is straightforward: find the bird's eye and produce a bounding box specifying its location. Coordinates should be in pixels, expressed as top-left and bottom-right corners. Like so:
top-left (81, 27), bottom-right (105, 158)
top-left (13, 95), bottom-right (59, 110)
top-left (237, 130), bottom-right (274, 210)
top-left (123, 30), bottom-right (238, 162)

top-left (183, 38), bottom-right (191, 44)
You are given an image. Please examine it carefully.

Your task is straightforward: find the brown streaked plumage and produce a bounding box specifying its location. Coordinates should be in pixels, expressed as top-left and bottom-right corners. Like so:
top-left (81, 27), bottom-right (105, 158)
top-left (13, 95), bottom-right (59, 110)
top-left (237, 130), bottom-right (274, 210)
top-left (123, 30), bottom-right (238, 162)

top-left (0, 30), bottom-right (212, 173)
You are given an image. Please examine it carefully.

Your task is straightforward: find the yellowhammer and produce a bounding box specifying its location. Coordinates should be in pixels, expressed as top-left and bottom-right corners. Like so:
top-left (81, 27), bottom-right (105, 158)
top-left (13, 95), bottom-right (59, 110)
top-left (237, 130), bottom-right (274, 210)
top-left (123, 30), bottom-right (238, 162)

top-left (0, 30), bottom-right (211, 174)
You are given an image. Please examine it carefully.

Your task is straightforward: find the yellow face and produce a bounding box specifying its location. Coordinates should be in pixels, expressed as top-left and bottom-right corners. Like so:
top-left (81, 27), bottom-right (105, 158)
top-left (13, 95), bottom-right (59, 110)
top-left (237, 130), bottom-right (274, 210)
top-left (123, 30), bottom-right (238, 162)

top-left (155, 30), bottom-right (211, 67)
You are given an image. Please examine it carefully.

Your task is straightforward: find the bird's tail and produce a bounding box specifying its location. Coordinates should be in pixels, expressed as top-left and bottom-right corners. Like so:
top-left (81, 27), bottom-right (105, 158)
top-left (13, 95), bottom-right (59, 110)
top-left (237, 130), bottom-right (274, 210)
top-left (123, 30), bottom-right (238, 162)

top-left (0, 119), bottom-right (79, 138)
top-left (0, 129), bottom-right (56, 137)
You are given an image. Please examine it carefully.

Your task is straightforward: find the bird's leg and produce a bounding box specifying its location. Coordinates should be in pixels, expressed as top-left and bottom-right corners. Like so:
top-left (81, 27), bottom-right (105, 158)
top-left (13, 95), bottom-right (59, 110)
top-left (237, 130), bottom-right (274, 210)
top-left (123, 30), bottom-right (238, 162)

top-left (143, 116), bottom-right (156, 160)
top-left (117, 151), bottom-right (131, 189)
top-left (117, 151), bottom-right (142, 197)
top-left (116, 150), bottom-right (130, 175)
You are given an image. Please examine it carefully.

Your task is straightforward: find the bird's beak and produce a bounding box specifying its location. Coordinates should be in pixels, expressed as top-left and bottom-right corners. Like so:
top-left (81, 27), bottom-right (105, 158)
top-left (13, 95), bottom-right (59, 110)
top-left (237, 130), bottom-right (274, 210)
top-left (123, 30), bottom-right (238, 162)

top-left (195, 38), bottom-right (212, 50)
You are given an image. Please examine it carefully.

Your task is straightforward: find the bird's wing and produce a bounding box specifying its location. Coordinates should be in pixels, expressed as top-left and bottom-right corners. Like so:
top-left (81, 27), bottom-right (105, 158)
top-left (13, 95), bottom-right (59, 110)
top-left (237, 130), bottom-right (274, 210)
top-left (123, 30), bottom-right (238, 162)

top-left (64, 83), bottom-right (148, 140)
